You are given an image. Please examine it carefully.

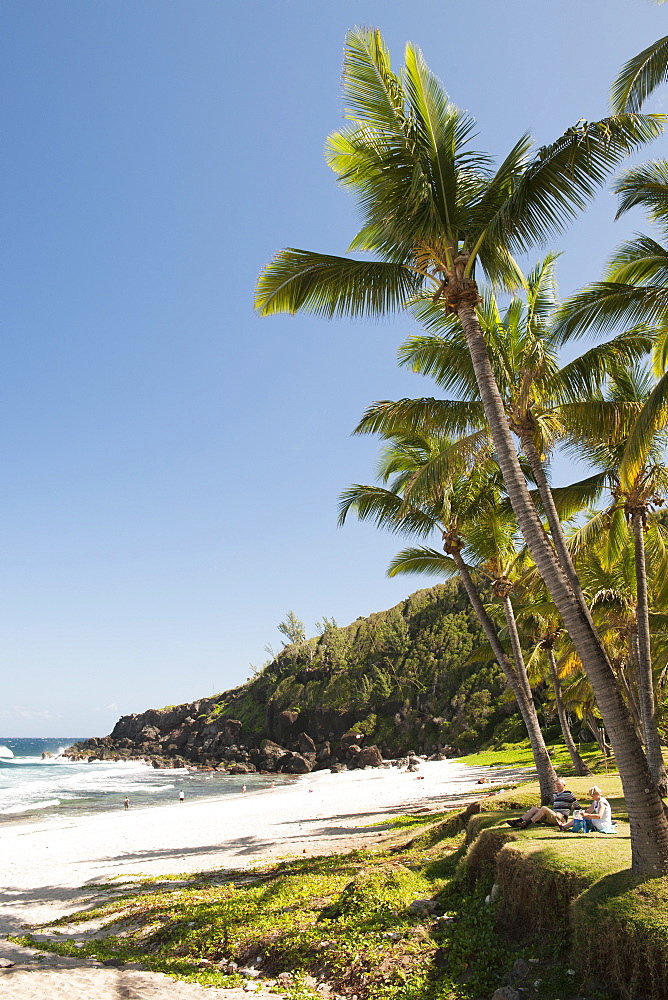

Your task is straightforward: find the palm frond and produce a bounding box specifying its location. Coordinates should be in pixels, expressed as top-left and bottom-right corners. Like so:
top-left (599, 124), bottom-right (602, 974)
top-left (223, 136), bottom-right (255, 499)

top-left (464, 133), bottom-right (533, 273)
top-left (354, 398), bottom-right (486, 439)
top-left (613, 160), bottom-right (668, 220)
top-left (403, 42), bottom-right (479, 243)
top-left (401, 431), bottom-right (494, 504)
top-left (340, 28), bottom-right (407, 133)
top-left (387, 545), bottom-right (457, 578)
top-left (467, 638), bottom-right (511, 664)
top-left (337, 484), bottom-right (436, 538)
top-left (619, 369), bottom-right (668, 488)
top-left (600, 507), bottom-right (630, 572)
top-left (567, 509), bottom-right (613, 562)
top-left (525, 252), bottom-right (560, 325)
top-left (559, 400), bottom-right (643, 448)
top-left (398, 333), bottom-right (480, 396)
top-left (554, 282), bottom-right (668, 342)
top-left (486, 115), bottom-right (665, 255)
top-left (548, 472), bottom-right (609, 520)
top-left (255, 250), bottom-right (422, 317)
top-left (551, 327), bottom-right (654, 402)
top-left (611, 34), bottom-right (668, 113)
top-left (606, 235), bottom-right (668, 286)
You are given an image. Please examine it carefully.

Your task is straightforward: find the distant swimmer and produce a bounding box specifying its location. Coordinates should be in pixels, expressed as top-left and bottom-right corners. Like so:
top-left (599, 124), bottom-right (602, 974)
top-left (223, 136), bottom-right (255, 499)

top-left (124, 797), bottom-right (129, 810)
top-left (179, 790), bottom-right (185, 803)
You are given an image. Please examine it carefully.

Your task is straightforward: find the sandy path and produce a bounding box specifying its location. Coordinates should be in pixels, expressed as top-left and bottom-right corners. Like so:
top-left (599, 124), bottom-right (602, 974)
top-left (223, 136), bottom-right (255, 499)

top-left (0, 759), bottom-right (527, 999)
top-left (0, 941), bottom-right (279, 1000)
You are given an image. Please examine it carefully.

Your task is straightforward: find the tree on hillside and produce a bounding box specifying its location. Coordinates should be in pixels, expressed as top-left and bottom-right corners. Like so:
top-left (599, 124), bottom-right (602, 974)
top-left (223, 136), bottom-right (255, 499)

top-left (256, 28), bottom-right (668, 872)
top-left (278, 611), bottom-right (307, 646)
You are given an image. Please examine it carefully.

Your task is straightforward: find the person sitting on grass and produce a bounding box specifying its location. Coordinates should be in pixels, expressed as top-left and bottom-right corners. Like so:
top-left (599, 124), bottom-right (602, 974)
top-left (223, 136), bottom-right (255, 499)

top-left (556, 786), bottom-right (615, 833)
top-left (506, 779), bottom-right (580, 829)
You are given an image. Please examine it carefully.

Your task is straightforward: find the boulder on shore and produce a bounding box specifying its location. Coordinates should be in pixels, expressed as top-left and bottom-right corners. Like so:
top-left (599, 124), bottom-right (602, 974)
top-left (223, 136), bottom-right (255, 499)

top-left (277, 752), bottom-right (312, 774)
top-left (229, 762), bottom-right (256, 775)
top-left (357, 745), bottom-right (383, 769)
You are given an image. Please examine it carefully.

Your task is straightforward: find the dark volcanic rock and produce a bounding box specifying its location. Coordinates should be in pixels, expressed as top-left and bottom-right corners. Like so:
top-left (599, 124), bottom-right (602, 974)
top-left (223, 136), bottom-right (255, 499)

top-left (259, 739), bottom-right (288, 771)
top-left (229, 763), bottom-right (256, 775)
top-left (357, 745), bottom-right (383, 768)
top-left (298, 732), bottom-right (317, 756)
top-left (221, 719), bottom-right (243, 746)
top-left (277, 752), bottom-right (312, 774)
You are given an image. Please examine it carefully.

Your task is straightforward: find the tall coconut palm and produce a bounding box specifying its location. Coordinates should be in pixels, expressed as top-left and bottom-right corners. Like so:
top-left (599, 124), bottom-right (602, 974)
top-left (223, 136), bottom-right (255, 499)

top-left (560, 366), bottom-right (668, 793)
top-left (339, 437), bottom-right (557, 801)
top-left (256, 28), bottom-right (668, 871)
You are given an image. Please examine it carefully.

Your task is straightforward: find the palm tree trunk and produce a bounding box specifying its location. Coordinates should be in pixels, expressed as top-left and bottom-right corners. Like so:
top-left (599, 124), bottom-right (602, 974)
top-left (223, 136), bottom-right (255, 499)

top-left (457, 297), bottom-right (668, 874)
top-left (545, 647), bottom-right (592, 776)
top-left (630, 510), bottom-right (668, 795)
top-left (586, 708), bottom-right (611, 759)
top-left (500, 592), bottom-right (558, 802)
top-left (618, 652), bottom-right (644, 744)
top-left (521, 434), bottom-right (599, 621)
top-left (449, 550), bottom-right (556, 803)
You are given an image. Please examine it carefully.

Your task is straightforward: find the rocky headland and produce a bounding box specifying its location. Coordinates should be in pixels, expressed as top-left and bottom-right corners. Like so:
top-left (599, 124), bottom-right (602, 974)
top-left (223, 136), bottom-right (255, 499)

top-left (65, 583), bottom-right (513, 772)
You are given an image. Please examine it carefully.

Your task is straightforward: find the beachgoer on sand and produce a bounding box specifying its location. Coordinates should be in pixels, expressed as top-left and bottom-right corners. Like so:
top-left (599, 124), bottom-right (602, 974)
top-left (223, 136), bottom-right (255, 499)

top-left (179, 790), bottom-right (184, 803)
top-left (557, 786), bottom-right (616, 833)
top-left (242, 784), bottom-right (247, 794)
top-left (506, 779), bottom-right (580, 829)
top-left (124, 797), bottom-right (129, 810)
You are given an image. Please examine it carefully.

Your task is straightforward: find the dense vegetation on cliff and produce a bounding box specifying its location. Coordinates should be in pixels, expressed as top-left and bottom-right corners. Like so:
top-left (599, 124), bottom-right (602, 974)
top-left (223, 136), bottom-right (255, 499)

top-left (242, 582), bottom-right (509, 755)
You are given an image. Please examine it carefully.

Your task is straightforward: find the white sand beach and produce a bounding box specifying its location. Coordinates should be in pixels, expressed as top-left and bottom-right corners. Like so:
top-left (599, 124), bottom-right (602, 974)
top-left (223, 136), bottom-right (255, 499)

top-left (0, 759), bottom-right (528, 999)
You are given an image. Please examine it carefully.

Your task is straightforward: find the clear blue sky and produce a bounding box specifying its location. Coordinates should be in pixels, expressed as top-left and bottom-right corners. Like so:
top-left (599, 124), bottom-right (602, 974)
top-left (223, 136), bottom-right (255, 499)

top-left (1, 0), bottom-right (666, 736)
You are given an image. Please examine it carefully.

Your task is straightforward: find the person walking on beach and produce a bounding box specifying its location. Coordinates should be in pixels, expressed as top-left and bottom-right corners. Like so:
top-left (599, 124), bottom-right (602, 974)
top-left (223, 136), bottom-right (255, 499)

top-left (506, 779), bottom-right (580, 829)
top-left (179, 790), bottom-right (185, 804)
top-left (124, 797), bottom-right (129, 810)
top-left (241, 784), bottom-right (247, 794)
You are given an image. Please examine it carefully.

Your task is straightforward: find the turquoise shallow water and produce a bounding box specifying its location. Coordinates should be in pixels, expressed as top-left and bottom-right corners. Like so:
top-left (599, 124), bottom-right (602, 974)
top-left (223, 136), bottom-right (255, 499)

top-left (0, 737), bottom-right (292, 825)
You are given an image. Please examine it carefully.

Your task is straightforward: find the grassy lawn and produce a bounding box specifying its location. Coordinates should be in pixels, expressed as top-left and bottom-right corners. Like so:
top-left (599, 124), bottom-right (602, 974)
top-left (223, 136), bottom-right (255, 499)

top-left (459, 740), bottom-right (613, 774)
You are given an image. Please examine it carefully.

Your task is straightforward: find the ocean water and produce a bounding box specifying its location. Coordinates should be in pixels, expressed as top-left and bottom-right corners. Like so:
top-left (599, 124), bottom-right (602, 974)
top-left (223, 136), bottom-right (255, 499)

top-left (0, 738), bottom-right (291, 826)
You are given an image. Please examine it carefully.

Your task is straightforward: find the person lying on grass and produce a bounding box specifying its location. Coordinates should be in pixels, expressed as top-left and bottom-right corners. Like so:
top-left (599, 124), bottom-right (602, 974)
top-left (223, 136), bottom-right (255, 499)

top-left (556, 786), bottom-right (615, 833)
top-left (506, 779), bottom-right (580, 829)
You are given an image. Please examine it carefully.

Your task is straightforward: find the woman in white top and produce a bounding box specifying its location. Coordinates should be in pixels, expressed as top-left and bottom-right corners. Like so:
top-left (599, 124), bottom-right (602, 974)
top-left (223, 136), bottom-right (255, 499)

top-left (557, 786), bottom-right (614, 833)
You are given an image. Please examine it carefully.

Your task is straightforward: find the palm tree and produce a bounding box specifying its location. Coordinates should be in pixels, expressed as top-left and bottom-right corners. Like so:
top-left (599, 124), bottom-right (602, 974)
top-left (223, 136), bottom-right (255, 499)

top-left (517, 600), bottom-right (593, 776)
top-left (359, 259), bottom-right (652, 592)
top-left (256, 28), bottom-right (668, 872)
top-left (563, 381), bottom-right (668, 797)
top-left (339, 437), bottom-right (557, 801)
